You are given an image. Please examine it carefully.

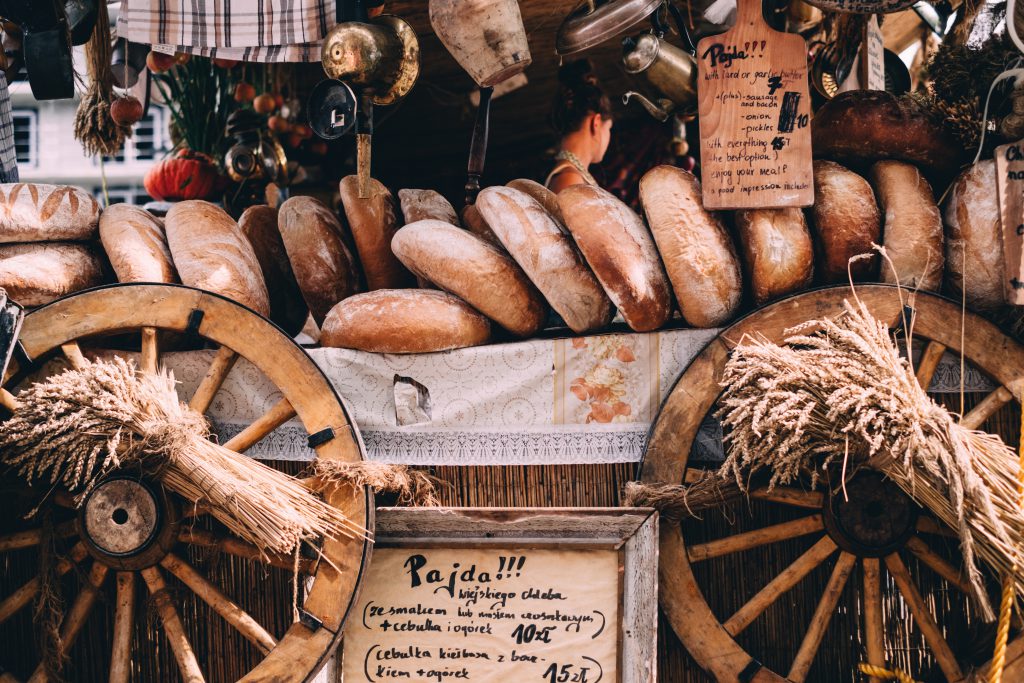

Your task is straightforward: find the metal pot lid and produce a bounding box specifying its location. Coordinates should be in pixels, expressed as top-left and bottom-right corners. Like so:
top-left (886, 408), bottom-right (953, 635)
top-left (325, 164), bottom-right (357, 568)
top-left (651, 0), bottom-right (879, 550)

top-left (308, 79), bottom-right (358, 139)
top-left (321, 15), bottom-right (419, 106)
top-left (557, 0), bottom-right (663, 56)
top-left (622, 32), bottom-right (660, 73)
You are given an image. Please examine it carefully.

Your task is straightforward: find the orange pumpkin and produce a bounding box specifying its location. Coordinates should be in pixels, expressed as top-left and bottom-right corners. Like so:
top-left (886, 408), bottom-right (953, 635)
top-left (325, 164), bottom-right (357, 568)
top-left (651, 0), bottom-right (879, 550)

top-left (143, 150), bottom-right (223, 201)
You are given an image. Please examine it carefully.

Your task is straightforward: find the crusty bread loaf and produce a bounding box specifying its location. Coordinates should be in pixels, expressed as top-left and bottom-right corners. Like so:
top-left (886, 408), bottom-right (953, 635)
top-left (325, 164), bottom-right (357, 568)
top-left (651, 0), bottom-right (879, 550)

top-left (0, 242), bottom-right (106, 306)
top-left (321, 289), bottom-right (491, 353)
top-left (734, 209), bottom-right (814, 305)
top-left (507, 178), bottom-right (564, 226)
top-left (869, 160), bottom-right (943, 291)
top-left (339, 176), bottom-right (415, 290)
top-left (0, 183), bottom-right (99, 243)
top-left (944, 160), bottom-right (1004, 310)
top-left (398, 189), bottom-right (460, 226)
top-left (809, 160), bottom-right (881, 283)
top-left (99, 204), bottom-right (177, 283)
top-left (558, 184), bottom-right (671, 332)
top-left (164, 201), bottom-right (270, 316)
top-left (392, 220), bottom-right (547, 337)
top-left (278, 196), bottom-right (359, 325)
top-left (461, 203), bottom-right (502, 248)
top-left (239, 205), bottom-right (309, 336)
top-left (638, 166), bottom-right (742, 328)
top-left (477, 186), bottom-right (612, 333)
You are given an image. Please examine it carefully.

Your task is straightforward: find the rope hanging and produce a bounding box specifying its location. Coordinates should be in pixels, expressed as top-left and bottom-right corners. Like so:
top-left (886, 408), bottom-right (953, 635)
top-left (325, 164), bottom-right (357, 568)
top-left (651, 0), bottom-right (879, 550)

top-left (857, 662), bottom-right (920, 683)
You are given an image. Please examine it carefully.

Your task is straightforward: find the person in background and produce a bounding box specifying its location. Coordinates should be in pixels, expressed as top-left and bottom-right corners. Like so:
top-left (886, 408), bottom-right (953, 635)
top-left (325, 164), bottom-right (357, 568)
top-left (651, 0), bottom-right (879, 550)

top-left (545, 60), bottom-right (614, 192)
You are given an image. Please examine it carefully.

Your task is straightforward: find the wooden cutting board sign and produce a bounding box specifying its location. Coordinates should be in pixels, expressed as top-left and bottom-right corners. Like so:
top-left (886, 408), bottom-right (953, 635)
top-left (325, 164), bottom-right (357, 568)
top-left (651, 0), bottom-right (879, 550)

top-left (696, 0), bottom-right (814, 209)
top-left (996, 140), bottom-right (1024, 304)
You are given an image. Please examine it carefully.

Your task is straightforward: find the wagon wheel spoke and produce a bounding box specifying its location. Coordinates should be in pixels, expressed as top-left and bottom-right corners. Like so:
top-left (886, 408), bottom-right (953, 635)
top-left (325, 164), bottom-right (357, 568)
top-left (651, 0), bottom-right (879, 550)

top-left (916, 516), bottom-right (958, 539)
top-left (687, 515), bottom-right (824, 563)
top-left (222, 397), bottom-right (296, 453)
top-left (0, 520), bottom-right (76, 552)
top-left (141, 566), bottom-right (206, 683)
top-left (60, 341), bottom-right (89, 370)
top-left (884, 553), bottom-right (963, 682)
top-left (862, 558), bottom-right (885, 683)
top-left (723, 536), bottom-right (838, 636)
top-left (160, 552), bottom-right (277, 654)
top-left (787, 551), bottom-right (857, 683)
top-left (188, 346), bottom-right (239, 415)
top-left (27, 561), bottom-right (110, 683)
top-left (178, 527), bottom-right (313, 574)
top-left (0, 543), bottom-right (88, 627)
top-left (749, 487), bottom-right (824, 509)
top-left (961, 386), bottom-right (1014, 430)
top-left (0, 387), bottom-right (19, 412)
top-left (109, 572), bottom-right (136, 683)
top-left (914, 340), bottom-right (946, 391)
top-left (140, 326), bottom-right (159, 376)
top-left (904, 536), bottom-right (971, 594)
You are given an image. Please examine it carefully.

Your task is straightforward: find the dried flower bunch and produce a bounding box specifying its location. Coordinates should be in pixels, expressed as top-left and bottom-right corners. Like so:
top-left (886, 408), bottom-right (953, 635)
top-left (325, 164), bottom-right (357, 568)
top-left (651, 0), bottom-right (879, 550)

top-left (717, 294), bottom-right (1023, 619)
top-left (0, 357), bottom-right (366, 558)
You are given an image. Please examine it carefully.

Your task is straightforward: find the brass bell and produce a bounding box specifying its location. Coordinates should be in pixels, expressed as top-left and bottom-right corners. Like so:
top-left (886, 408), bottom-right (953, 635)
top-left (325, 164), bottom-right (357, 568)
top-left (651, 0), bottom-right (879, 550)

top-left (320, 15), bottom-right (420, 106)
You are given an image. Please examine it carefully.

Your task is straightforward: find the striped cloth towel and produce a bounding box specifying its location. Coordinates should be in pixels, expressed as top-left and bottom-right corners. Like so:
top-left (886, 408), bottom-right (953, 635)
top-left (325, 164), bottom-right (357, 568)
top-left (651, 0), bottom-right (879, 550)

top-left (0, 72), bottom-right (19, 183)
top-left (118, 0), bottom-right (335, 63)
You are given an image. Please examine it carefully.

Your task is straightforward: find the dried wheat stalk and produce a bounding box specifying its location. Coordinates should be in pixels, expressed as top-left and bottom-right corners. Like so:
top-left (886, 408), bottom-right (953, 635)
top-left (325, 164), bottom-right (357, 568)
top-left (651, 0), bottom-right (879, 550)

top-left (0, 358), bottom-right (366, 558)
top-left (717, 294), bottom-right (1023, 620)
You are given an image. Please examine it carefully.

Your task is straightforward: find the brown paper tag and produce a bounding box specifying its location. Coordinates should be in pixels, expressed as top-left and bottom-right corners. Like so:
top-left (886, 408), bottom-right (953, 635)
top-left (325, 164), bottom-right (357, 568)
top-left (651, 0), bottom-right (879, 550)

top-left (996, 141), bottom-right (1024, 304)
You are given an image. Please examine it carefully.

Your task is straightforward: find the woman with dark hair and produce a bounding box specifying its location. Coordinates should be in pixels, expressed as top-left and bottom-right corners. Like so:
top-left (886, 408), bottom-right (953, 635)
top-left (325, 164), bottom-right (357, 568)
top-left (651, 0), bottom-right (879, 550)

top-left (545, 59), bottom-right (614, 192)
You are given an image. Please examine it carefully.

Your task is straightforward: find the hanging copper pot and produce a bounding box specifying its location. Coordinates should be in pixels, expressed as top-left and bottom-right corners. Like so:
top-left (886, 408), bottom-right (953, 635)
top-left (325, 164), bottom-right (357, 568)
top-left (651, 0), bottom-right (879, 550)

top-left (429, 0), bottom-right (531, 88)
top-left (321, 15), bottom-right (420, 106)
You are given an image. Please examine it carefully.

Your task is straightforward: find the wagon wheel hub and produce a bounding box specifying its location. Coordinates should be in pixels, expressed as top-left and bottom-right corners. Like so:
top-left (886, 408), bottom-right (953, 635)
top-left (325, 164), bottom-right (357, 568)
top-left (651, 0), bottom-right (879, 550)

top-left (822, 471), bottom-right (918, 558)
top-left (78, 477), bottom-right (179, 570)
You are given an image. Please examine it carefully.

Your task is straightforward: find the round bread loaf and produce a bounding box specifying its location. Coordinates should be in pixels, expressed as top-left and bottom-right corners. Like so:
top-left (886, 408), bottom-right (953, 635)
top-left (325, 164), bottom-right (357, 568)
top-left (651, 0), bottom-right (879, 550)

top-left (0, 242), bottom-right (106, 306)
top-left (558, 184), bottom-right (671, 332)
top-left (734, 208), bottom-right (814, 305)
top-left (321, 289), bottom-right (491, 353)
top-left (0, 183), bottom-right (100, 243)
top-left (812, 91), bottom-right (963, 181)
top-left (339, 176), bottom-right (415, 290)
top-left (239, 205), bottom-right (309, 336)
top-left (392, 220), bottom-right (547, 337)
top-left (476, 186), bottom-right (612, 333)
top-left (165, 201), bottom-right (270, 317)
top-left (398, 189), bottom-right (460, 226)
top-left (507, 178), bottom-right (564, 226)
top-left (809, 160), bottom-right (881, 283)
top-left (869, 160), bottom-right (943, 291)
top-left (99, 204), bottom-right (177, 283)
top-left (278, 196), bottom-right (359, 325)
top-left (638, 166), bottom-right (742, 328)
top-left (944, 160), bottom-right (1003, 310)
top-left (460, 203), bottom-right (502, 247)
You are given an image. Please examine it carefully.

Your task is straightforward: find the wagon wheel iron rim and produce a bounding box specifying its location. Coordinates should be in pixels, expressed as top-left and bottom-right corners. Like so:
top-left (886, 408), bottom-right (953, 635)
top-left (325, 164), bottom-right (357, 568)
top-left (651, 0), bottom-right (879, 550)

top-left (641, 284), bottom-right (1024, 683)
top-left (0, 283), bottom-right (373, 683)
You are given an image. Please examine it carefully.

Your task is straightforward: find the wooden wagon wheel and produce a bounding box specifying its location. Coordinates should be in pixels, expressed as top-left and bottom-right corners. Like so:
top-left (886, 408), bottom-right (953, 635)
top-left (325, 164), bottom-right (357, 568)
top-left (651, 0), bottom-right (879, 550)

top-left (0, 284), bottom-right (372, 683)
top-left (641, 284), bottom-right (1024, 683)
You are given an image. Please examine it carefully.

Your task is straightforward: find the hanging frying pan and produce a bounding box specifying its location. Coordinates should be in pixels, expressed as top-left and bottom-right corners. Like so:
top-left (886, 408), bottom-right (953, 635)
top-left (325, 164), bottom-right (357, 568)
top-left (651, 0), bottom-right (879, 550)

top-left (308, 78), bottom-right (358, 140)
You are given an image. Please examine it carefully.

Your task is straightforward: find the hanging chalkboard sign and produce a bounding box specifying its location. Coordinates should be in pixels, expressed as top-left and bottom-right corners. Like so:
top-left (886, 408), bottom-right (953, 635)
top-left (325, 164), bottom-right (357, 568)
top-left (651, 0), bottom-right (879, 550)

top-left (696, 0), bottom-right (814, 209)
top-left (997, 141), bottom-right (1024, 305)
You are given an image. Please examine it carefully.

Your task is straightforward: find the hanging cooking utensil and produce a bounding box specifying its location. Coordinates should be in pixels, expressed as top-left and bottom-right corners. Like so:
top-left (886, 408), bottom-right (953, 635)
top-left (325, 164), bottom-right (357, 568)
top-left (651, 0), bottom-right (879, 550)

top-left (308, 78), bottom-right (358, 140)
top-left (622, 32), bottom-right (698, 121)
top-left (465, 86), bottom-right (492, 205)
top-left (111, 40), bottom-right (148, 89)
top-left (0, 0), bottom-right (74, 99)
top-left (556, 0), bottom-right (662, 56)
top-left (64, 0), bottom-right (98, 46)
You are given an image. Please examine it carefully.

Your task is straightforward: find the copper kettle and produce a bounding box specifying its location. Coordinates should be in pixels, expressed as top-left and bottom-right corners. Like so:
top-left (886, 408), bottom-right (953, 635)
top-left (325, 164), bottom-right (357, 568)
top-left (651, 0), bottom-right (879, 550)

top-left (621, 33), bottom-right (697, 121)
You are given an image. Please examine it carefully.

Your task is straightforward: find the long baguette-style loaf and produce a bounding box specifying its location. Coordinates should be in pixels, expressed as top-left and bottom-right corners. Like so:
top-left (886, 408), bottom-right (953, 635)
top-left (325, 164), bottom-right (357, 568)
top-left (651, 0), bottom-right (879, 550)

top-left (99, 204), bottom-right (177, 283)
top-left (0, 242), bottom-right (106, 306)
top-left (239, 205), bottom-right (309, 335)
top-left (340, 176), bottom-right (415, 290)
top-left (164, 200), bottom-right (270, 316)
top-left (0, 183), bottom-right (100, 243)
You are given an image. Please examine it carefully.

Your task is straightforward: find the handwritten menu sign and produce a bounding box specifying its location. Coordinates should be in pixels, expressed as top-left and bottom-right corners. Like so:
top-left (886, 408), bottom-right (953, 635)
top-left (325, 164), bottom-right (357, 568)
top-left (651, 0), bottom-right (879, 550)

top-left (696, 0), bottom-right (813, 209)
top-left (862, 15), bottom-right (885, 91)
top-left (996, 141), bottom-right (1024, 304)
top-left (343, 548), bottom-right (620, 683)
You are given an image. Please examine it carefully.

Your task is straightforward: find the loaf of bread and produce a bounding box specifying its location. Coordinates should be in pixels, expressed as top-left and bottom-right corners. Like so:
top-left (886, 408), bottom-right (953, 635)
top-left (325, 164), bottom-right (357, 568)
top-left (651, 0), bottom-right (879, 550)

top-left (734, 209), bottom-right (814, 305)
top-left (398, 189), bottom-right (459, 226)
top-left (278, 196), bottom-right (360, 325)
top-left (0, 183), bottom-right (100, 243)
top-left (809, 160), bottom-right (881, 283)
top-left (321, 289), bottom-right (491, 353)
top-left (558, 184), bottom-right (671, 332)
top-left (164, 201), bottom-right (270, 317)
top-left (638, 166), bottom-right (742, 328)
top-left (99, 204), bottom-right (177, 283)
top-left (812, 91), bottom-right (963, 181)
top-left (944, 160), bottom-right (1004, 310)
top-left (461, 203), bottom-right (502, 248)
top-left (392, 219), bottom-right (547, 337)
top-left (507, 178), bottom-right (564, 226)
top-left (476, 186), bottom-right (612, 333)
top-left (869, 161), bottom-right (943, 291)
top-left (339, 176), bottom-right (415, 290)
top-left (0, 242), bottom-right (106, 306)
top-left (239, 205), bottom-right (309, 336)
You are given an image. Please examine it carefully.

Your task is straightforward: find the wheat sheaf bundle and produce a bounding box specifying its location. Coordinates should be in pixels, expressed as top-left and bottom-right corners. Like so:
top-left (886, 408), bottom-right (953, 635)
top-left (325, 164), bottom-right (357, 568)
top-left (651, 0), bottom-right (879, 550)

top-left (717, 295), bottom-right (1023, 620)
top-left (0, 357), bottom-right (365, 557)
